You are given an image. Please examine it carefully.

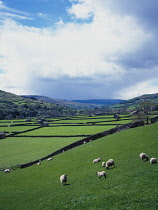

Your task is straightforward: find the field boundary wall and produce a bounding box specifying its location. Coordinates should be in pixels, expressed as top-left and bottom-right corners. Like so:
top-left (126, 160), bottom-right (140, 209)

top-left (20, 120), bottom-right (145, 169)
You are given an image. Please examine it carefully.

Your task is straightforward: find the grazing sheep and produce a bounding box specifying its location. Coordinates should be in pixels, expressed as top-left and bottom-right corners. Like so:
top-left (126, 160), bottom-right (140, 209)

top-left (4, 169), bottom-right (11, 173)
top-left (60, 174), bottom-right (68, 185)
top-left (93, 158), bottom-right (101, 163)
top-left (47, 157), bottom-right (53, 161)
top-left (37, 160), bottom-right (41, 165)
top-left (150, 158), bottom-right (157, 164)
top-left (139, 153), bottom-right (149, 161)
top-left (106, 159), bottom-right (115, 170)
top-left (102, 162), bottom-right (106, 167)
top-left (96, 171), bottom-right (106, 179)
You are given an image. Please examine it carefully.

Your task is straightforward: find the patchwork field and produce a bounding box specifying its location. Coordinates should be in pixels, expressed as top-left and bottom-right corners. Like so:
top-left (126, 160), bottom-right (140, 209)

top-left (0, 120), bottom-right (158, 209)
top-left (0, 114), bottom-right (132, 168)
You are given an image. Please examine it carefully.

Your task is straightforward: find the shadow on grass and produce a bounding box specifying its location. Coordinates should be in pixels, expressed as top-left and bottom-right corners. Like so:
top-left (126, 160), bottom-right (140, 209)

top-left (62, 183), bottom-right (71, 186)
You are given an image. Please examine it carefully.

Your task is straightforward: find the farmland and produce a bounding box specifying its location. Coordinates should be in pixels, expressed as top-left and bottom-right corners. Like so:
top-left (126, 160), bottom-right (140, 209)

top-left (0, 114), bottom-right (158, 209)
top-left (0, 114), bottom-right (131, 167)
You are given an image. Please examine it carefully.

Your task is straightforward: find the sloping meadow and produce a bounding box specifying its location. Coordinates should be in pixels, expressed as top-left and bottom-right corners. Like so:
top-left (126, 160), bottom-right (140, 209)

top-left (0, 115), bottom-right (131, 167)
top-left (0, 122), bottom-right (158, 209)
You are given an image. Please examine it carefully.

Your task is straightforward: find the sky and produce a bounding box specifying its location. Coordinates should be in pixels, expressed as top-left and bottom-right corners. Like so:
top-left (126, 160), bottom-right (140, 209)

top-left (0, 0), bottom-right (158, 100)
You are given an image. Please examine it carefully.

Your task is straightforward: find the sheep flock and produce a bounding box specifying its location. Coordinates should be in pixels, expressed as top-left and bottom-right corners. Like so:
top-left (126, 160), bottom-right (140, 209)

top-left (3, 151), bottom-right (157, 187)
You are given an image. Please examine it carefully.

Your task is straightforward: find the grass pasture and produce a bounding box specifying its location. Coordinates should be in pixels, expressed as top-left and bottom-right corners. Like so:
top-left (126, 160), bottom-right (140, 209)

top-left (0, 115), bottom-right (125, 167)
top-left (16, 125), bottom-right (116, 136)
top-left (0, 122), bottom-right (158, 209)
top-left (0, 125), bottom-right (39, 134)
top-left (0, 137), bottom-right (81, 167)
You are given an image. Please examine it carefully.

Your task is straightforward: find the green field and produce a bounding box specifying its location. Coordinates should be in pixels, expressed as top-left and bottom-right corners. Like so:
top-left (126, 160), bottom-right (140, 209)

top-left (0, 126), bottom-right (38, 133)
top-left (16, 125), bottom-right (116, 136)
top-left (0, 115), bottom-right (121, 167)
top-left (0, 137), bottom-right (81, 167)
top-left (0, 121), bottom-right (158, 209)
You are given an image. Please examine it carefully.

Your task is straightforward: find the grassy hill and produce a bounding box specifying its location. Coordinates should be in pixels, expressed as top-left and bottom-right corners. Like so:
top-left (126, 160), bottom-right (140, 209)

top-left (1, 89), bottom-right (158, 119)
top-left (0, 114), bottom-right (132, 167)
top-left (1, 122), bottom-right (158, 209)
top-left (22, 95), bottom-right (108, 109)
top-left (109, 93), bottom-right (158, 113)
top-left (22, 95), bottom-right (125, 107)
top-left (0, 90), bottom-right (76, 119)
top-left (122, 93), bottom-right (158, 109)
top-left (23, 93), bottom-right (158, 113)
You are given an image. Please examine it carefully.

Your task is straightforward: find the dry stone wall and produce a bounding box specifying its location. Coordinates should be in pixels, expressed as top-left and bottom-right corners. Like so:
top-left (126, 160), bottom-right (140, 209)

top-left (20, 120), bottom-right (145, 169)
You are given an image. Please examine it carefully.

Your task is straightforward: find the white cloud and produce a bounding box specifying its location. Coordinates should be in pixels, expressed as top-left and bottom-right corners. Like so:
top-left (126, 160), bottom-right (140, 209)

top-left (37, 13), bottom-right (52, 21)
top-left (0, 1), bottom-right (31, 21)
top-left (0, 12), bottom-right (32, 20)
top-left (0, 0), bottom-right (157, 99)
top-left (55, 19), bottom-right (64, 25)
top-left (68, 0), bottom-right (94, 19)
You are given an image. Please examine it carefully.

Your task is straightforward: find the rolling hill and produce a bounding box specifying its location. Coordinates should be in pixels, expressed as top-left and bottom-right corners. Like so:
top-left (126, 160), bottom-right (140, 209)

top-left (0, 90), bottom-right (76, 119)
top-left (1, 89), bottom-right (158, 120)
top-left (22, 95), bottom-right (125, 108)
top-left (23, 93), bottom-right (158, 109)
top-left (0, 121), bottom-right (158, 209)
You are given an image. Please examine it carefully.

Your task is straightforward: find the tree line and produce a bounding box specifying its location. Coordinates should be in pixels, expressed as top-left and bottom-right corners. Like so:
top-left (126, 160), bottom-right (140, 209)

top-left (0, 102), bottom-right (77, 120)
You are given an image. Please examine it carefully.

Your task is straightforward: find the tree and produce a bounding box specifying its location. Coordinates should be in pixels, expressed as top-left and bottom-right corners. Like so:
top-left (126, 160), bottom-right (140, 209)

top-left (135, 101), bottom-right (155, 125)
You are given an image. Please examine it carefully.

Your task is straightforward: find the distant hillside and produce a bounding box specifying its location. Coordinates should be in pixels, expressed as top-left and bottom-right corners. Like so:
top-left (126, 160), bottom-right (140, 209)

top-left (0, 90), bottom-right (76, 120)
top-left (23, 95), bottom-right (125, 107)
top-left (22, 95), bottom-right (104, 109)
top-left (109, 93), bottom-right (158, 113)
top-left (1, 90), bottom-right (158, 120)
top-left (22, 93), bottom-right (158, 112)
top-left (128, 93), bottom-right (158, 103)
top-left (71, 99), bottom-right (125, 105)
top-left (120, 93), bottom-right (158, 107)
top-left (22, 95), bottom-right (68, 105)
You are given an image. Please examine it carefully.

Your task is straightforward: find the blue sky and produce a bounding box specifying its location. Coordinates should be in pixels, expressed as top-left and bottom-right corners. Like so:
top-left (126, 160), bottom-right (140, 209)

top-left (0, 0), bottom-right (158, 100)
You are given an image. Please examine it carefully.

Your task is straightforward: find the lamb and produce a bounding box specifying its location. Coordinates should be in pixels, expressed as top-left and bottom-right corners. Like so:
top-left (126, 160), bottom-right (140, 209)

top-left (96, 171), bottom-right (106, 179)
top-left (93, 157), bottom-right (101, 163)
top-left (47, 157), bottom-right (53, 161)
top-left (139, 153), bottom-right (149, 161)
top-left (4, 169), bottom-right (11, 173)
top-left (150, 158), bottom-right (157, 164)
top-left (60, 174), bottom-right (68, 185)
top-left (105, 159), bottom-right (115, 170)
top-left (102, 162), bottom-right (106, 167)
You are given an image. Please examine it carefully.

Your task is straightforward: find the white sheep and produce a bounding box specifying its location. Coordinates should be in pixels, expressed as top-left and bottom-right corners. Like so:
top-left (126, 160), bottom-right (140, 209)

top-left (60, 174), bottom-right (68, 185)
top-left (4, 169), bottom-right (11, 173)
top-left (102, 162), bottom-right (106, 167)
top-left (105, 159), bottom-right (115, 170)
top-left (37, 160), bottom-right (41, 165)
top-left (96, 171), bottom-right (106, 179)
top-left (47, 157), bottom-right (53, 161)
top-left (150, 158), bottom-right (157, 164)
top-left (139, 153), bottom-right (149, 161)
top-left (93, 157), bottom-right (101, 163)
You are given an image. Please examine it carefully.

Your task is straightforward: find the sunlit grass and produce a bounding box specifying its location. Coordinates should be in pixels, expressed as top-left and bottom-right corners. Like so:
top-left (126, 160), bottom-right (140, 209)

top-left (0, 122), bottom-right (158, 209)
top-left (0, 137), bottom-right (81, 167)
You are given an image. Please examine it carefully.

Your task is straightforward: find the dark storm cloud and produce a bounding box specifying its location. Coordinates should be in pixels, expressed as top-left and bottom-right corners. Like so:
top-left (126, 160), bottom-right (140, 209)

top-left (105, 0), bottom-right (158, 31)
